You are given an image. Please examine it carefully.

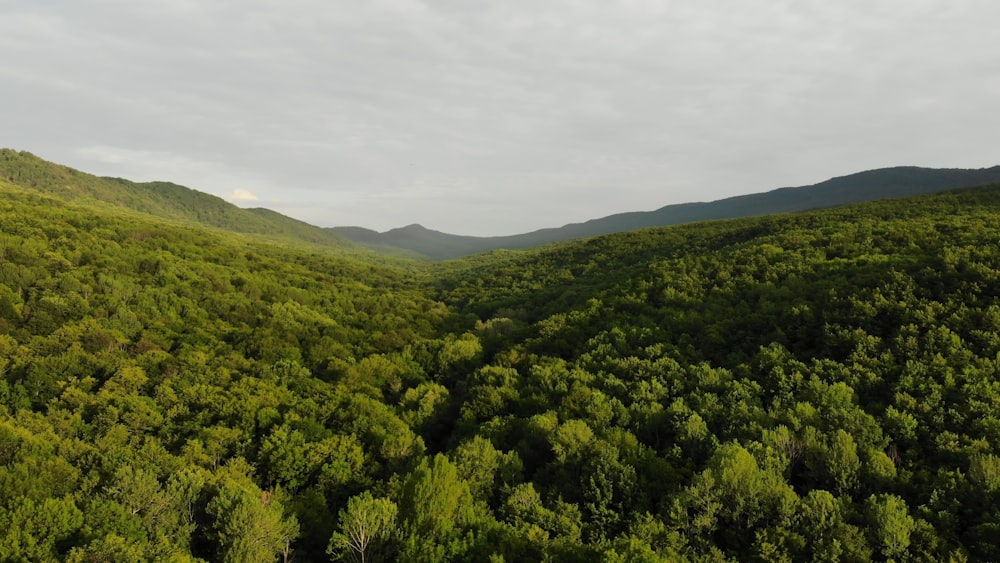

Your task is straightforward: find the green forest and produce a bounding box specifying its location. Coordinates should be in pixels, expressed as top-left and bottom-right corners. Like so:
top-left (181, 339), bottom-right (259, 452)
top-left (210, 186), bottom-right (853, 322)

top-left (3, 154), bottom-right (1000, 561)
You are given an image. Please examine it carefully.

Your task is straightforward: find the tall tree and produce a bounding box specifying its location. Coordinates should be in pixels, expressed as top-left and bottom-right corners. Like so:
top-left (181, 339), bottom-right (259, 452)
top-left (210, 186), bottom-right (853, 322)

top-left (327, 491), bottom-right (397, 563)
top-left (207, 474), bottom-right (299, 563)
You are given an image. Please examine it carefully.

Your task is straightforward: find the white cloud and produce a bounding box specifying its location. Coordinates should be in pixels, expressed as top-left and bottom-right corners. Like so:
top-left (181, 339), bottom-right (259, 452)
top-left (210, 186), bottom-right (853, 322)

top-left (229, 189), bottom-right (260, 202)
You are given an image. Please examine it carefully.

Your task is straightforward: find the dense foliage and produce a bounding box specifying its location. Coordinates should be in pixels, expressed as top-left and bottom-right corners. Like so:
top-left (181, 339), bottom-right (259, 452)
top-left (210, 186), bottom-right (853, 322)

top-left (3, 171), bottom-right (1000, 561)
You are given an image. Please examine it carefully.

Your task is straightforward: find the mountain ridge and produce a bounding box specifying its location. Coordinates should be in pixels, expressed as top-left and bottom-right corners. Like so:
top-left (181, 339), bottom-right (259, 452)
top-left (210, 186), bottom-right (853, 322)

top-left (332, 165), bottom-right (1000, 259)
top-left (0, 148), bottom-right (350, 248)
top-left (6, 148), bottom-right (1000, 262)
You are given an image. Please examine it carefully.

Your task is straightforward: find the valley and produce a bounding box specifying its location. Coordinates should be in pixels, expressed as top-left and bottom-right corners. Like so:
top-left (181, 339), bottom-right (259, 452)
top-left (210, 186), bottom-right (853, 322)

top-left (1, 152), bottom-right (999, 561)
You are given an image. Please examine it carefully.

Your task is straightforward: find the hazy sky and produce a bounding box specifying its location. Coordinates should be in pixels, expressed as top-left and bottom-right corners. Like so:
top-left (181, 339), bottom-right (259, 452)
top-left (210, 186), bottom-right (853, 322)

top-left (3, 1), bottom-right (998, 236)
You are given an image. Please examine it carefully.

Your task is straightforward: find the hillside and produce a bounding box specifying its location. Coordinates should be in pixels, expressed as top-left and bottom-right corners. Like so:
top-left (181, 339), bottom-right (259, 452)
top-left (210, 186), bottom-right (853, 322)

top-left (0, 149), bottom-right (349, 247)
top-left (3, 155), bottom-right (1000, 560)
top-left (334, 165), bottom-right (1000, 259)
top-left (430, 184), bottom-right (1000, 560)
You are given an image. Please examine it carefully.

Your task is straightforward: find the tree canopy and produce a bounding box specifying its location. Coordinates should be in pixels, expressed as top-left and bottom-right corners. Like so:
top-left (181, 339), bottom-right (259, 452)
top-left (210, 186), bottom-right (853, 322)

top-left (3, 172), bottom-right (1000, 560)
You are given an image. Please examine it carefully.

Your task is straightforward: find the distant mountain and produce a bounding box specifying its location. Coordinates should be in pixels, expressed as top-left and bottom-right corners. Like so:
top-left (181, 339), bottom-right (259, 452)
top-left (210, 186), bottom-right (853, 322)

top-left (332, 165), bottom-right (1000, 260)
top-left (334, 224), bottom-right (505, 260)
top-left (0, 148), bottom-right (348, 247)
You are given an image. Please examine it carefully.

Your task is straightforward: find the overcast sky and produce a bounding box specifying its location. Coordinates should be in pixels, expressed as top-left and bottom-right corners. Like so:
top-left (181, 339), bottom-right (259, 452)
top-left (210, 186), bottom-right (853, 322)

top-left (2, 1), bottom-right (998, 236)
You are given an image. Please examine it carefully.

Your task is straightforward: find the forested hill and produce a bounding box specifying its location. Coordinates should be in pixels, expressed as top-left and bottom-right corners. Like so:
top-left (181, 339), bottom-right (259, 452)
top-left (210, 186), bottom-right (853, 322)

top-left (428, 184), bottom-right (1000, 560)
top-left (4, 154), bottom-right (1000, 561)
top-left (0, 149), bottom-right (348, 247)
top-left (333, 165), bottom-right (1000, 259)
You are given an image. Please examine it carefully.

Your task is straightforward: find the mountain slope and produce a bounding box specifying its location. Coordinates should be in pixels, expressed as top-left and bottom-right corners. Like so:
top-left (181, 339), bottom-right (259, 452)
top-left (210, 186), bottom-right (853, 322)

top-left (5, 166), bottom-right (1000, 560)
top-left (334, 165), bottom-right (1000, 259)
top-left (425, 183), bottom-right (1000, 560)
top-left (0, 148), bottom-right (348, 247)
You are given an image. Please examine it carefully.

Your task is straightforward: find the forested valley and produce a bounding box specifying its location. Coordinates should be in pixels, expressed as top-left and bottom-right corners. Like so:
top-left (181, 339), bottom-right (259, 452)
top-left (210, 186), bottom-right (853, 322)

top-left (3, 158), bottom-right (1000, 561)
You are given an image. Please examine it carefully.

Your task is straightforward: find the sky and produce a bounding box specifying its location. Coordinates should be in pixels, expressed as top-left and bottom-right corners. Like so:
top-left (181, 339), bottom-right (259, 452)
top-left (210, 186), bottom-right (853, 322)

top-left (2, 0), bottom-right (999, 236)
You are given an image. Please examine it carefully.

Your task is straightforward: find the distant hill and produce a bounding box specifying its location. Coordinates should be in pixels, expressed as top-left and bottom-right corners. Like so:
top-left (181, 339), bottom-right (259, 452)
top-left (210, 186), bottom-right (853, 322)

top-left (333, 224), bottom-right (505, 261)
top-left (0, 148), bottom-right (348, 247)
top-left (332, 165), bottom-right (1000, 260)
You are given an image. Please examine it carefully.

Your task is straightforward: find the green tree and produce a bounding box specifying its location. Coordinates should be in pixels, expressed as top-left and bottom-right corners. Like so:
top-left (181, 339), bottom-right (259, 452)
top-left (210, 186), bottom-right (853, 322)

top-left (827, 429), bottom-right (861, 495)
top-left (260, 424), bottom-right (310, 491)
top-left (107, 464), bottom-right (162, 517)
top-left (207, 473), bottom-right (299, 563)
top-left (327, 491), bottom-right (397, 563)
top-left (0, 496), bottom-right (84, 561)
top-left (397, 454), bottom-right (472, 561)
top-left (866, 494), bottom-right (914, 560)
top-left (969, 453), bottom-right (1000, 492)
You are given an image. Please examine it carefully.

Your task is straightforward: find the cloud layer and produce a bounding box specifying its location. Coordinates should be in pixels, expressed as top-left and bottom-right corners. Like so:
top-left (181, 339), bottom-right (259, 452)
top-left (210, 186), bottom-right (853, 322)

top-left (3, 1), bottom-right (999, 235)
